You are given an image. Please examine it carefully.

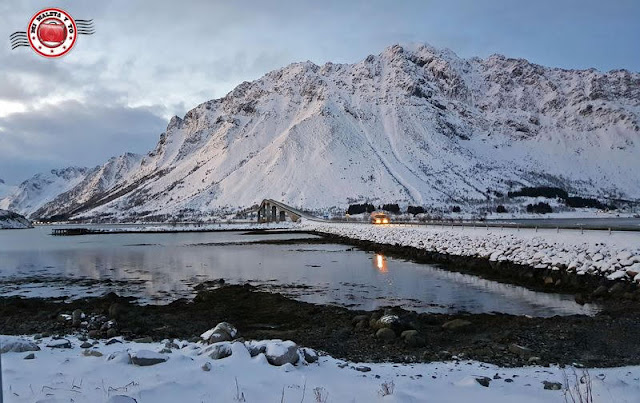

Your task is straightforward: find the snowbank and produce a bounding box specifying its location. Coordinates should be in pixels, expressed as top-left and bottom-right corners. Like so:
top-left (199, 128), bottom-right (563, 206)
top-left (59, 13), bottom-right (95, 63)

top-left (2, 335), bottom-right (639, 402)
top-left (307, 222), bottom-right (640, 282)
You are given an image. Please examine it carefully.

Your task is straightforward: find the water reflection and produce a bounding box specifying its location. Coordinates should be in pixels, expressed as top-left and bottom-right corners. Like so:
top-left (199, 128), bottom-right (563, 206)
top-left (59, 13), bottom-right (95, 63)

top-left (374, 253), bottom-right (388, 273)
top-left (0, 226), bottom-right (599, 316)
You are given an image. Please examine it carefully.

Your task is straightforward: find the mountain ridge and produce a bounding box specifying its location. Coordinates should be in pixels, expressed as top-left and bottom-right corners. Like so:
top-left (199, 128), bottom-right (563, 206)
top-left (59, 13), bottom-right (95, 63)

top-left (2, 43), bottom-right (639, 220)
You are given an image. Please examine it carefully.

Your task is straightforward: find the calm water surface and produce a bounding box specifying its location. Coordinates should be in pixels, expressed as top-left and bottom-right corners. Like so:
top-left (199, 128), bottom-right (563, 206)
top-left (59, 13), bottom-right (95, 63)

top-left (0, 226), bottom-right (597, 317)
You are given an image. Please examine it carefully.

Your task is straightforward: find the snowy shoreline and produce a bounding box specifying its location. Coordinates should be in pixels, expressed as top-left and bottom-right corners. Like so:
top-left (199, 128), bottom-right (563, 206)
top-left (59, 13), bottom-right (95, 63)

top-left (2, 334), bottom-right (639, 402)
top-left (306, 222), bottom-right (640, 283)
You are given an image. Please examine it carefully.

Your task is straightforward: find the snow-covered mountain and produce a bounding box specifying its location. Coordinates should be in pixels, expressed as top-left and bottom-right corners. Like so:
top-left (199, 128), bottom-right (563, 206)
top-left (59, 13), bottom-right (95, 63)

top-left (3, 43), bottom-right (639, 220)
top-left (0, 209), bottom-right (32, 229)
top-left (0, 168), bottom-right (89, 217)
top-left (32, 153), bottom-right (143, 219)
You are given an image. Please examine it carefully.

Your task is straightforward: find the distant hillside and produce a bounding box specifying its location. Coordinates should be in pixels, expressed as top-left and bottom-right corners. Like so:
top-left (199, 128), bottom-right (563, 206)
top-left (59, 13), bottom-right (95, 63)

top-left (0, 209), bottom-right (32, 229)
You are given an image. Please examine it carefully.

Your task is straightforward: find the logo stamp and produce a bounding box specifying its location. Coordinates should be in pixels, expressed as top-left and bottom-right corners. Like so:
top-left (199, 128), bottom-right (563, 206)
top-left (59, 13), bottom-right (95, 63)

top-left (10, 8), bottom-right (94, 58)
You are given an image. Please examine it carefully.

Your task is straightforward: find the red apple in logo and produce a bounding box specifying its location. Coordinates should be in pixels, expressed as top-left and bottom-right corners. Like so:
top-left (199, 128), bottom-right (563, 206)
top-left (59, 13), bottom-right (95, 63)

top-left (38, 20), bottom-right (66, 46)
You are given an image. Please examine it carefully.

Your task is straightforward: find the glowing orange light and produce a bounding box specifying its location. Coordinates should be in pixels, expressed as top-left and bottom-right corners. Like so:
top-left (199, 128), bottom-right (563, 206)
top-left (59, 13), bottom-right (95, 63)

top-left (375, 253), bottom-right (388, 272)
top-left (382, 218), bottom-right (389, 224)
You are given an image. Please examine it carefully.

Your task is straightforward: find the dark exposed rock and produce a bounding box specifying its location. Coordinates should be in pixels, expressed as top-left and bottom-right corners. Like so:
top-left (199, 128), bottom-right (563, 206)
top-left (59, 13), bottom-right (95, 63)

top-left (442, 319), bottom-right (471, 330)
top-left (542, 381), bottom-right (562, 390)
top-left (476, 377), bottom-right (491, 387)
top-left (206, 343), bottom-right (232, 360)
top-left (130, 350), bottom-right (168, 366)
top-left (376, 328), bottom-right (396, 341)
top-left (46, 339), bottom-right (71, 349)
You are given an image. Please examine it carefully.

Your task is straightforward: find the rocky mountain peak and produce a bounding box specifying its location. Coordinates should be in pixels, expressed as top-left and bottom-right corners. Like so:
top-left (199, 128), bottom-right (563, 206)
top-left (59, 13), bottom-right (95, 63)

top-left (2, 42), bottom-right (639, 220)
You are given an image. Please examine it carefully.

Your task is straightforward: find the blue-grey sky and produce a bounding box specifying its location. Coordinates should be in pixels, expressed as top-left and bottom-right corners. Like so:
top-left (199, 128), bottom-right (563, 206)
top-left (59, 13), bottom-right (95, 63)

top-left (1, 0), bottom-right (639, 185)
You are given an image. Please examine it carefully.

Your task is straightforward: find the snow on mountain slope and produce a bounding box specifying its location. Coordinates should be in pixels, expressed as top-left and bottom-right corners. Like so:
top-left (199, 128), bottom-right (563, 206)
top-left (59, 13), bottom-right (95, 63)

top-left (0, 167), bottom-right (89, 217)
top-left (0, 209), bottom-right (31, 229)
top-left (32, 153), bottom-right (143, 219)
top-left (9, 43), bottom-right (640, 220)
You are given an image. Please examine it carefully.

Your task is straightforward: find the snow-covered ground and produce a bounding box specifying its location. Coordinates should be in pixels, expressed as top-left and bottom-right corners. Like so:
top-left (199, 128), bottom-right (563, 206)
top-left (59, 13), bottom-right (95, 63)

top-left (2, 335), bottom-right (639, 403)
top-left (306, 221), bottom-right (640, 283)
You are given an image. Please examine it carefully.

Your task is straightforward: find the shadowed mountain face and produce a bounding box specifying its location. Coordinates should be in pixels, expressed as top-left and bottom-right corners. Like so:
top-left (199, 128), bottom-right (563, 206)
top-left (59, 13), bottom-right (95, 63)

top-left (0, 209), bottom-right (31, 229)
top-left (3, 43), bottom-right (639, 220)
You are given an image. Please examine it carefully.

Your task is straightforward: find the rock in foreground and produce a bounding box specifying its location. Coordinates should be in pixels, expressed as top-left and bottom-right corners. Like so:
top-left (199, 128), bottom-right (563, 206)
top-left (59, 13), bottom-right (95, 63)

top-left (130, 350), bottom-right (168, 366)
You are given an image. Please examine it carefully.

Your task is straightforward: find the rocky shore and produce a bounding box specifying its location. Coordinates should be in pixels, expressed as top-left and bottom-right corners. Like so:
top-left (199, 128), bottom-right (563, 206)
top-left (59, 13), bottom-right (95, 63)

top-left (2, 285), bottom-right (640, 368)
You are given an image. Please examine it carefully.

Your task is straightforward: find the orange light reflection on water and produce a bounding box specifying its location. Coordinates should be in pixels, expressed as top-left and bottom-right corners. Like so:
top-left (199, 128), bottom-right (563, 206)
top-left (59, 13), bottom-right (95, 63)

top-left (375, 253), bottom-right (388, 273)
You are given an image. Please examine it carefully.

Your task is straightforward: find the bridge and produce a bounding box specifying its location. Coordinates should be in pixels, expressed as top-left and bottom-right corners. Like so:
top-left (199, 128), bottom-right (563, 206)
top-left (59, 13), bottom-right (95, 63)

top-left (254, 199), bottom-right (319, 223)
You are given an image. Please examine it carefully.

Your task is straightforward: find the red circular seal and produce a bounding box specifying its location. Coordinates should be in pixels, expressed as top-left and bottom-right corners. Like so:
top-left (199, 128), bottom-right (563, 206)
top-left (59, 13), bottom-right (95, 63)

top-left (27, 8), bottom-right (77, 58)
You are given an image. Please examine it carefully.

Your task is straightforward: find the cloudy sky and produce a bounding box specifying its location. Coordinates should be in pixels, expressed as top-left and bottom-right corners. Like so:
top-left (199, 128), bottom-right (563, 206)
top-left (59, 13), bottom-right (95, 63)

top-left (1, 0), bottom-right (639, 185)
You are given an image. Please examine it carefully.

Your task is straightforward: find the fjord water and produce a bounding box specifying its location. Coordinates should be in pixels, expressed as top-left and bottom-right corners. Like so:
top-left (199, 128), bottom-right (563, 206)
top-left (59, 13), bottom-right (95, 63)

top-left (0, 226), bottom-right (596, 316)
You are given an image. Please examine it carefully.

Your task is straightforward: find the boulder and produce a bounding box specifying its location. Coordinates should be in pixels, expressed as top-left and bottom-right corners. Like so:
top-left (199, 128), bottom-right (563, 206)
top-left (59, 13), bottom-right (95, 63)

top-left (106, 328), bottom-right (118, 338)
top-left (130, 350), bottom-right (168, 366)
top-left (375, 328), bottom-right (396, 341)
top-left (245, 341), bottom-right (267, 357)
top-left (405, 333), bottom-right (426, 347)
top-left (264, 340), bottom-right (299, 366)
top-left (0, 336), bottom-right (40, 354)
top-left (165, 341), bottom-right (180, 350)
top-left (46, 339), bottom-right (72, 349)
top-left (201, 362), bottom-right (212, 372)
top-left (442, 319), bottom-right (472, 330)
top-left (80, 342), bottom-right (93, 349)
top-left (476, 377), bottom-right (491, 387)
top-left (82, 349), bottom-right (103, 357)
top-left (201, 322), bottom-right (238, 344)
top-left (400, 330), bottom-right (418, 339)
top-left (374, 314), bottom-right (400, 330)
top-left (206, 343), bottom-right (232, 360)
top-left (24, 353), bottom-right (35, 360)
top-left (133, 337), bottom-right (153, 343)
top-left (301, 347), bottom-right (318, 363)
top-left (542, 381), bottom-right (563, 390)
top-left (351, 315), bottom-right (369, 325)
